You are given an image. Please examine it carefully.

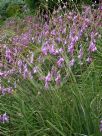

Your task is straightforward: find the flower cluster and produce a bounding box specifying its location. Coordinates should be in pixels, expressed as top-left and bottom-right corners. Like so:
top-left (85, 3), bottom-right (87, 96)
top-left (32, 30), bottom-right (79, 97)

top-left (0, 5), bottom-right (101, 92)
top-left (0, 85), bottom-right (13, 96)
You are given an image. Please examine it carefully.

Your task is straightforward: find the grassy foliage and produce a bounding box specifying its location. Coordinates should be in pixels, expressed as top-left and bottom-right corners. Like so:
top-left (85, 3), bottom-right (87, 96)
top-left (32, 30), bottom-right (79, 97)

top-left (0, 0), bottom-right (24, 20)
top-left (0, 54), bottom-right (102, 135)
top-left (0, 3), bottom-right (102, 136)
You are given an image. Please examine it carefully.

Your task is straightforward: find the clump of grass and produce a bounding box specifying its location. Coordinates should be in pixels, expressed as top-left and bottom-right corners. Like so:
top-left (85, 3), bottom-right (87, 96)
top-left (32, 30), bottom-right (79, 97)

top-left (0, 3), bottom-right (102, 136)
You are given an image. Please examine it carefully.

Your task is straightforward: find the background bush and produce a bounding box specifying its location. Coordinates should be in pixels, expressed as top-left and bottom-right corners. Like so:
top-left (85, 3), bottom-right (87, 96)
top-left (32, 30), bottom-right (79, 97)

top-left (0, 0), bottom-right (24, 19)
top-left (24, 0), bottom-right (93, 12)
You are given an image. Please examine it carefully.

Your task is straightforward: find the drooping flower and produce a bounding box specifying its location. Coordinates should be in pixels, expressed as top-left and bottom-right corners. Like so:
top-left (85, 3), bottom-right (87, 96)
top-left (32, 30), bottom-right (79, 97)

top-left (55, 73), bottom-right (61, 86)
top-left (68, 42), bottom-right (75, 55)
top-left (63, 39), bottom-right (67, 45)
top-left (49, 45), bottom-right (56, 55)
top-left (44, 72), bottom-right (52, 89)
top-left (78, 45), bottom-right (83, 60)
top-left (23, 63), bottom-right (28, 79)
top-left (88, 32), bottom-right (97, 52)
top-left (56, 37), bottom-right (62, 44)
top-left (18, 60), bottom-right (23, 74)
top-left (58, 48), bottom-right (64, 54)
top-left (0, 113), bottom-right (9, 123)
top-left (86, 56), bottom-right (92, 63)
top-left (5, 47), bottom-right (12, 63)
top-left (61, 27), bottom-right (66, 35)
top-left (0, 86), bottom-right (13, 95)
top-left (51, 29), bottom-right (56, 36)
top-left (99, 120), bottom-right (102, 132)
top-left (58, 15), bottom-right (63, 24)
top-left (30, 52), bottom-right (34, 64)
top-left (88, 41), bottom-right (97, 52)
top-left (19, 31), bottom-right (32, 46)
top-left (32, 66), bottom-right (39, 74)
top-left (45, 72), bottom-right (52, 82)
top-left (42, 46), bottom-right (48, 55)
top-left (51, 66), bottom-right (57, 77)
top-left (57, 57), bottom-right (64, 67)
top-left (69, 58), bottom-right (75, 67)
top-left (45, 81), bottom-right (49, 89)
top-left (42, 41), bottom-right (49, 55)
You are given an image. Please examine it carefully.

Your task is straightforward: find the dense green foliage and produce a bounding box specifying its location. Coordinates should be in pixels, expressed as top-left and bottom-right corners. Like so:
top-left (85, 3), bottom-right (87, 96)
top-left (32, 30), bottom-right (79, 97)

top-left (24, 0), bottom-right (93, 12)
top-left (6, 4), bottom-right (21, 17)
top-left (0, 0), bottom-right (24, 20)
top-left (0, 0), bottom-right (97, 20)
top-left (0, 43), bottom-right (102, 135)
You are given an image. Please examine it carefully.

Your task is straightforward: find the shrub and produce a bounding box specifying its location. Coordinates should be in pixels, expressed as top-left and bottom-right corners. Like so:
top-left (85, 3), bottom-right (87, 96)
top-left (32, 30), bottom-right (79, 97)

top-left (0, 0), bottom-right (24, 19)
top-left (6, 4), bottom-right (21, 17)
top-left (24, 0), bottom-right (93, 13)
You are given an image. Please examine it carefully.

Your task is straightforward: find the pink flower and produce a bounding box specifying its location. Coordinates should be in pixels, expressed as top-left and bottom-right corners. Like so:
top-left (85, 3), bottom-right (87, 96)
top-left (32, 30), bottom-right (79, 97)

top-left (78, 46), bottom-right (83, 60)
top-left (42, 41), bottom-right (49, 55)
top-left (55, 73), bottom-right (61, 86)
top-left (23, 64), bottom-right (28, 79)
top-left (100, 120), bottom-right (102, 132)
top-left (86, 56), bottom-right (92, 63)
top-left (56, 37), bottom-right (62, 44)
top-left (44, 72), bottom-right (52, 89)
top-left (30, 52), bottom-right (34, 64)
top-left (0, 113), bottom-right (9, 123)
top-left (18, 60), bottom-right (23, 74)
top-left (45, 72), bottom-right (52, 82)
top-left (0, 86), bottom-right (13, 95)
top-left (51, 66), bottom-right (57, 77)
top-left (57, 57), bottom-right (64, 67)
top-left (5, 47), bottom-right (12, 63)
top-left (68, 41), bottom-right (75, 55)
top-left (45, 81), bottom-right (49, 89)
top-left (88, 41), bottom-right (97, 52)
top-left (69, 58), bottom-right (75, 67)
top-left (58, 48), bottom-right (63, 54)
top-left (88, 32), bottom-right (97, 52)
top-left (51, 30), bottom-right (56, 36)
top-left (49, 45), bottom-right (56, 55)
top-left (0, 69), bottom-right (15, 78)
top-left (32, 66), bottom-right (39, 74)
top-left (42, 46), bottom-right (48, 55)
